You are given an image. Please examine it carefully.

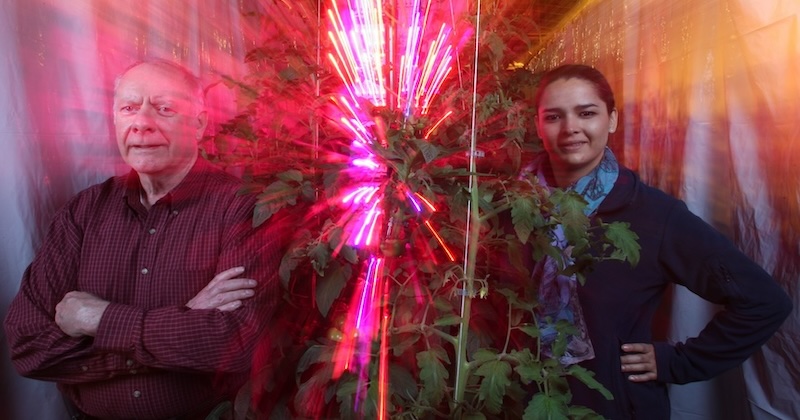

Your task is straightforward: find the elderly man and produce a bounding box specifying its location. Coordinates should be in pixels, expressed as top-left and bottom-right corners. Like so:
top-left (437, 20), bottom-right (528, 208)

top-left (4, 59), bottom-right (282, 419)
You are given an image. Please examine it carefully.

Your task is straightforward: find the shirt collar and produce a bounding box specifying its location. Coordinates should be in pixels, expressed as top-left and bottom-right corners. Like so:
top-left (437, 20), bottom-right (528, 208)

top-left (123, 156), bottom-right (212, 212)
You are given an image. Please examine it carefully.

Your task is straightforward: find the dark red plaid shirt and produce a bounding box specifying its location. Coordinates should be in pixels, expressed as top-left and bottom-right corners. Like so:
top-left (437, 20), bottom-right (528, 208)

top-left (4, 158), bottom-right (282, 419)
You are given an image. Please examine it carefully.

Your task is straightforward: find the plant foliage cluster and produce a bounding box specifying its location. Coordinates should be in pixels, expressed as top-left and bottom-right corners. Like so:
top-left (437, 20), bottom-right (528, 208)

top-left (201, 1), bottom-right (640, 419)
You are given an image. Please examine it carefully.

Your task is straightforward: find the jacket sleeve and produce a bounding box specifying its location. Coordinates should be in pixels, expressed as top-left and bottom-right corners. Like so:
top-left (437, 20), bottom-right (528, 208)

top-left (653, 202), bottom-right (792, 384)
top-left (3, 195), bottom-right (140, 384)
top-left (90, 195), bottom-right (285, 374)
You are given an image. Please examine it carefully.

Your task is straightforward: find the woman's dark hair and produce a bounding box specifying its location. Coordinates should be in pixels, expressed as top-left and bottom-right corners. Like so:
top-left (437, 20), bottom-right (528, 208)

top-left (533, 64), bottom-right (616, 113)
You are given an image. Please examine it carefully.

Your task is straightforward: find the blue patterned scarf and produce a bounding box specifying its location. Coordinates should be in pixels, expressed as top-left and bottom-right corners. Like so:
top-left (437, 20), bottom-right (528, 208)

top-left (525, 147), bottom-right (619, 364)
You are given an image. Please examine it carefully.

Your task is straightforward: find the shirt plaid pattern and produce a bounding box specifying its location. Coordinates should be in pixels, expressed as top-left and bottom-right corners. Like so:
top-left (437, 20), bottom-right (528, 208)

top-left (4, 158), bottom-right (282, 419)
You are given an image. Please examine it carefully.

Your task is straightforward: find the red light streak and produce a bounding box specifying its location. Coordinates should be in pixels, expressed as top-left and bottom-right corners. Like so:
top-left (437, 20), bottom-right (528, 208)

top-left (424, 110), bottom-right (453, 139)
top-left (424, 219), bottom-right (455, 262)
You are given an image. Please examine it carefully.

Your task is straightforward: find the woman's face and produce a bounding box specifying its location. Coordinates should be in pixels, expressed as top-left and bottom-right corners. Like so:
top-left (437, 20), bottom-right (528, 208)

top-left (535, 77), bottom-right (618, 187)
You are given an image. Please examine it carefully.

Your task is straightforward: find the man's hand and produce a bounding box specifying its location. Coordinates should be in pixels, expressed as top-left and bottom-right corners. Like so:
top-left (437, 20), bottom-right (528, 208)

top-left (620, 343), bottom-right (657, 382)
top-left (186, 266), bottom-right (257, 311)
top-left (55, 292), bottom-right (110, 337)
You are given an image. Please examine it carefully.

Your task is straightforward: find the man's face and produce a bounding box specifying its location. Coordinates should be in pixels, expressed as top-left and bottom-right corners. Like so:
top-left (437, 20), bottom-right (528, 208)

top-left (113, 63), bottom-right (206, 177)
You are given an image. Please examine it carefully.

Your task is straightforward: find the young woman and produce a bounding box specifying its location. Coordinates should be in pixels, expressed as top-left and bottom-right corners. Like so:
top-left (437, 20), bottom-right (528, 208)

top-left (526, 64), bottom-right (792, 419)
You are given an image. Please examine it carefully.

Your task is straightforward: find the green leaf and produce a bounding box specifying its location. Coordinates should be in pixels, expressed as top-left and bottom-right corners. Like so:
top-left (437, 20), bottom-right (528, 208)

top-left (316, 262), bottom-right (351, 317)
top-left (335, 375), bottom-right (359, 416)
top-left (523, 393), bottom-right (569, 420)
top-left (294, 368), bottom-right (331, 418)
top-left (389, 364), bottom-right (419, 401)
top-left (473, 348), bottom-right (499, 363)
top-left (417, 348), bottom-right (449, 406)
top-left (296, 344), bottom-right (332, 377)
top-left (253, 180), bottom-right (297, 226)
top-left (339, 245), bottom-right (359, 264)
top-left (278, 248), bottom-right (303, 288)
top-left (433, 314), bottom-right (462, 327)
top-left (277, 169), bottom-right (304, 183)
top-left (518, 324), bottom-right (540, 339)
top-left (391, 332), bottom-right (421, 357)
top-left (433, 296), bottom-right (455, 313)
top-left (511, 196), bottom-right (535, 243)
top-left (604, 221), bottom-right (641, 266)
top-left (475, 360), bottom-right (512, 414)
top-left (412, 138), bottom-right (441, 163)
top-left (309, 243), bottom-right (331, 275)
top-left (253, 201), bottom-right (276, 228)
top-left (514, 365), bottom-right (543, 385)
top-left (550, 190), bottom-right (589, 242)
top-left (567, 365), bottom-right (613, 400)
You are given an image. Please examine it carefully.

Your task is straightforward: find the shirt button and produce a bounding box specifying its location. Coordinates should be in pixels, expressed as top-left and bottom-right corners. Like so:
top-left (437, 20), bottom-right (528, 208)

top-left (148, 228), bottom-right (156, 234)
top-left (126, 359), bottom-right (134, 367)
top-left (133, 390), bottom-right (142, 398)
top-left (81, 365), bottom-right (88, 372)
top-left (141, 268), bottom-right (149, 275)
top-left (172, 210), bottom-right (179, 216)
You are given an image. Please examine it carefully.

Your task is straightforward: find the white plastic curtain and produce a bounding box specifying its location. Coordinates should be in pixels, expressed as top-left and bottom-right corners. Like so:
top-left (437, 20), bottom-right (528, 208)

top-left (0, 0), bottom-right (796, 419)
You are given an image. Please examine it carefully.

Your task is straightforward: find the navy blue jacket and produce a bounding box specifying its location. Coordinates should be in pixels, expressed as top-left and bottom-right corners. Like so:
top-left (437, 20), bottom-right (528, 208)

top-left (568, 166), bottom-right (792, 419)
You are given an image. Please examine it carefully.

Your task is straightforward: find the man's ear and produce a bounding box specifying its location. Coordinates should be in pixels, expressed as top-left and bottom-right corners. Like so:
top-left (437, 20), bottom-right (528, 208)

top-left (609, 108), bottom-right (619, 133)
top-left (195, 111), bottom-right (208, 140)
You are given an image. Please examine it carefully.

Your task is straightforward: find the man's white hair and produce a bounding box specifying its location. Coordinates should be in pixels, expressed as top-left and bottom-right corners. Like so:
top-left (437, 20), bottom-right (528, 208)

top-left (114, 58), bottom-right (206, 109)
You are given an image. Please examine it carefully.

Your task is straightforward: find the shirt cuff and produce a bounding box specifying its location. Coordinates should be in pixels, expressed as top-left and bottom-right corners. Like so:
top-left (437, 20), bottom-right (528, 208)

top-left (93, 303), bottom-right (143, 353)
top-left (653, 341), bottom-right (674, 383)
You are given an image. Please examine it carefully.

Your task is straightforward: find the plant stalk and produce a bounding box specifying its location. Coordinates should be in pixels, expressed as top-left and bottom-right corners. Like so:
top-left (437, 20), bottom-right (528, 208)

top-left (454, 0), bottom-right (484, 404)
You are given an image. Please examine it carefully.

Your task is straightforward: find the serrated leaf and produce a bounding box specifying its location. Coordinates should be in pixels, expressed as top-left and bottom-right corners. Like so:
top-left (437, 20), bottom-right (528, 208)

top-left (433, 296), bottom-right (455, 312)
top-left (296, 345), bottom-right (332, 377)
top-left (511, 196), bottom-right (535, 243)
top-left (412, 138), bottom-right (441, 163)
top-left (335, 375), bottom-right (358, 416)
top-left (433, 314), bottom-right (462, 327)
top-left (519, 324), bottom-right (540, 338)
top-left (253, 201), bottom-right (276, 227)
top-left (514, 365), bottom-right (543, 385)
top-left (339, 245), bottom-right (359, 264)
top-left (475, 360), bottom-right (512, 414)
top-left (391, 332), bottom-right (421, 357)
top-left (278, 249), bottom-right (302, 288)
top-left (472, 348), bottom-right (499, 363)
top-left (604, 221), bottom-right (641, 266)
top-left (316, 263), bottom-right (351, 317)
top-left (567, 365), bottom-right (613, 400)
top-left (294, 370), bottom-right (330, 418)
top-left (417, 349), bottom-right (449, 406)
top-left (389, 364), bottom-right (419, 401)
top-left (277, 169), bottom-right (304, 183)
top-left (253, 180), bottom-right (297, 226)
top-left (238, 182), bottom-right (265, 195)
top-left (523, 393), bottom-right (569, 420)
top-left (309, 243), bottom-right (331, 275)
top-left (550, 190), bottom-right (589, 242)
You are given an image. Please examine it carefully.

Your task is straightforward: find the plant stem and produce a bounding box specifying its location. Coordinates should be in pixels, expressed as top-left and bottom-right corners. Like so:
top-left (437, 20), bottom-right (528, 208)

top-left (452, 151), bottom-right (483, 405)
top-left (502, 304), bottom-right (513, 355)
top-left (454, 2), bottom-right (483, 407)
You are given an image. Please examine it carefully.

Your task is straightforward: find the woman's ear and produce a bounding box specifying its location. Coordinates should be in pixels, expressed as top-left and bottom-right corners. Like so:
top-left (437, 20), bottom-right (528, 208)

top-left (609, 108), bottom-right (619, 133)
top-left (534, 114), bottom-right (543, 139)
